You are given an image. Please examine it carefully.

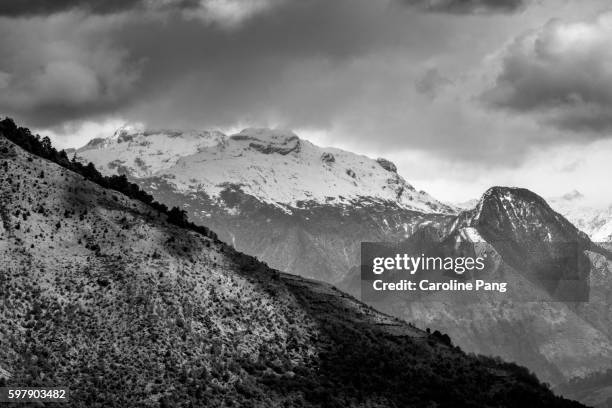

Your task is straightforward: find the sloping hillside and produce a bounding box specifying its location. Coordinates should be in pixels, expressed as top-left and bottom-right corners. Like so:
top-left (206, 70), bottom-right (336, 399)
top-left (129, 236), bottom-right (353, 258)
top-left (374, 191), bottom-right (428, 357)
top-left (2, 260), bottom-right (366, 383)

top-left (0, 121), bottom-right (584, 407)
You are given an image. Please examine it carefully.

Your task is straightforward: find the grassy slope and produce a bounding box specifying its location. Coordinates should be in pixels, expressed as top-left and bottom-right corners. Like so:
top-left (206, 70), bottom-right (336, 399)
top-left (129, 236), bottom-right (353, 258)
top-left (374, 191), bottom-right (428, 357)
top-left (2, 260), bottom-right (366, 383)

top-left (0, 135), bottom-right (583, 407)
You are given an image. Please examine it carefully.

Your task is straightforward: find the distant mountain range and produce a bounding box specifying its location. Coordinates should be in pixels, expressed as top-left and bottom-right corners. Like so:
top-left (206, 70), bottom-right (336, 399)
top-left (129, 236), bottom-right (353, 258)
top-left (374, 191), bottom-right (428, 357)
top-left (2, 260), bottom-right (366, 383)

top-left (73, 126), bottom-right (612, 396)
top-left (547, 190), bottom-right (612, 243)
top-left (0, 119), bottom-right (584, 406)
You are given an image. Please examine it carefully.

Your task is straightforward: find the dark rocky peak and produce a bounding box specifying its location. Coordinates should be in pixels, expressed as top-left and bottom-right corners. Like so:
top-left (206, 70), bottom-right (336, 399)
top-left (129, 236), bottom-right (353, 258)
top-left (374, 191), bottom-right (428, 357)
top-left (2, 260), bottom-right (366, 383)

top-left (466, 186), bottom-right (589, 246)
top-left (450, 187), bottom-right (592, 300)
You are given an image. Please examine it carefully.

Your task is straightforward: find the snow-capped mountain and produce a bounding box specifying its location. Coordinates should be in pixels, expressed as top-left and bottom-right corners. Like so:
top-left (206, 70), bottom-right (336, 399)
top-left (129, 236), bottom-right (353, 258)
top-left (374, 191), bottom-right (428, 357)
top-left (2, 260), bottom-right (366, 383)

top-left (548, 191), bottom-right (612, 243)
top-left (77, 127), bottom-right (454, 214)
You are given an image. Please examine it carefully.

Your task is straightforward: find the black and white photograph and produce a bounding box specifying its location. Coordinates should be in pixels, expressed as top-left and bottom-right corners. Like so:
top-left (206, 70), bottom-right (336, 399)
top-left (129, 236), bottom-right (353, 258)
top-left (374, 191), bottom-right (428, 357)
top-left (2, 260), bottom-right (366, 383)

top-left (1, 0), bottom-right (612, 406)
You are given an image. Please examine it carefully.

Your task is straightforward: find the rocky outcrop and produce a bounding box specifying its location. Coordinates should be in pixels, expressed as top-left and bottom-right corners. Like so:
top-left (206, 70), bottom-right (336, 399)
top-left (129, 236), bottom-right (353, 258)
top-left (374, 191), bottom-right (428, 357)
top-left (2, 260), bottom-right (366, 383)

top-left (321, 152), bottom-right (335, 163)
top-left (230, 128), bottom-right (301, 155)
top-left (376, 157), bottom-right (397, 173)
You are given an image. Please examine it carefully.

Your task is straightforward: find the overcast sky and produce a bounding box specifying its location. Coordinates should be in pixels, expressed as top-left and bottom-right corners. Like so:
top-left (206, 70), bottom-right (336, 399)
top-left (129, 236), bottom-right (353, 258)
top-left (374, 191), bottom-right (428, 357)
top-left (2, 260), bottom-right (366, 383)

top-left (2, 0), bottom-right (612, 205)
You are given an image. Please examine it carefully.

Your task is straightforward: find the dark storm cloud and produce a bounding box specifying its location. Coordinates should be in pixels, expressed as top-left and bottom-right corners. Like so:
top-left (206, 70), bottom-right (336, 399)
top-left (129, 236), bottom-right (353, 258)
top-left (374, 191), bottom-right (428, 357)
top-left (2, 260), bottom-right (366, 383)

top-left (402, 0), bottom-right (525, 14)
top-left (0, 0), bottom-right (143, 16)
top-left (0, 12), bottom-right (141, 126)
top-left (0, 0), bottom-right (526, 18)
top-left (0, 0), bottom-right (199, 17)
top-left (118, 0), bottom-right (412, 127)
top-left (482, 13), bottom-right (612, 133)
top-left (0, 0), bottom-right (546, 166)
top-left (0, 0), bottom-right (452, 128)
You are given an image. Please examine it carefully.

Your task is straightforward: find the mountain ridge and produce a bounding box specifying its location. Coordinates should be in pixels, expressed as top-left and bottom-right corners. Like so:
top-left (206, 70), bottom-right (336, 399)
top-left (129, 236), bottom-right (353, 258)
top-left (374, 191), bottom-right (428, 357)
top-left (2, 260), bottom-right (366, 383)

top-left (75, 126), bottom-right (456, 215)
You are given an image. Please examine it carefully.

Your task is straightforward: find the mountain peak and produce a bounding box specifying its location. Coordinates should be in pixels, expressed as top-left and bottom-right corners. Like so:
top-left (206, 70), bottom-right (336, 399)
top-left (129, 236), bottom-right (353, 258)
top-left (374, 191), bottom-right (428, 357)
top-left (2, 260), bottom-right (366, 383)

top-left (477, 186), bottom-right (552, 216)
top-left (478, 186), bottom-right (553, 220)
top-left (463, 186), bottom-right (589, 246)
top-left (481, 185), bottom-right (545, 202)
top-left (112, 123), bottom-right (146, 141)
top-left (454, 187), bottom-right (552, 212)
